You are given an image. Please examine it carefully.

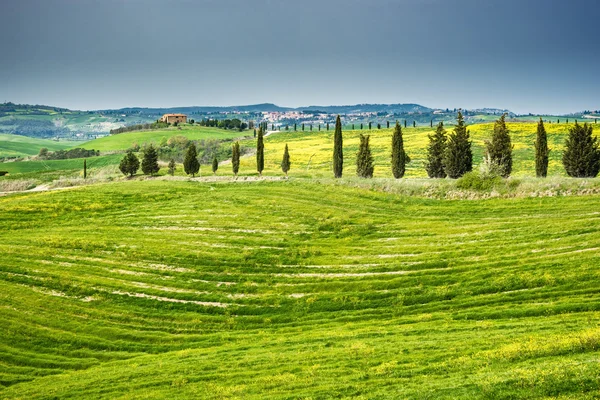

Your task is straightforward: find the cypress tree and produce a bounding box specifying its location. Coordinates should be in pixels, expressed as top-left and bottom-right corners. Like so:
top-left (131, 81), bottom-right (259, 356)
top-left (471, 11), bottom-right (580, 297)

top-left (413, 121), bottom-right (416, 128)
top-left (443, 111), bottom-right (473, 179)
top-left (387, 121), bottom-right (390, 129)
top-left (352, 124), bottom-right (355, 130)
top-left (294, 123), bottom-right (297, 131)
top-left (562, 122), bottom-right (600, 177)
top-left (404, 120), bottom-right (407, 128)
top-left (232, 141), bottom-right (240, 176)
top-left (368, 122), bottom-right (372, 130)
top-left (333, 115), bottom-right (343, 178)
top-left (327, 122), bottom-right (329, 131)
top-left (256, 125), bottom-right (264, 176)
top-left (281, 143), bottom-right (291, 177)
top-left (141, 144), bottom-right (160, 176)
top-left (212, 156), bottom-right (218, 175)
top-left (391, 121), bottom-right (409, 179)
top-left (83, 159), bottom-right (87, 179)
top-left (302, 123), bottom-right (305, 131)
top-left (485, 113), bottom-right (513, 177)
top-left (253, 128), bottom-right (257, 138)
top-left (360, 123), bottom-right (363, 130)
top-left (183, 143), bottom-right (200, 177)
top-left (425, 122), bottom-right (447, 178)
top-left (119, 150), bottom-right (140, 177)
top-left (535, 118), bottom-right (550, 177)
top-left (356, 134), bottom-right (374, 178)
top-left (377, 123), bottom-right (381, 129)
top-left (168, 158), bottom-right (176, 176)
top-left (430, 119), bottom-right (433, 128)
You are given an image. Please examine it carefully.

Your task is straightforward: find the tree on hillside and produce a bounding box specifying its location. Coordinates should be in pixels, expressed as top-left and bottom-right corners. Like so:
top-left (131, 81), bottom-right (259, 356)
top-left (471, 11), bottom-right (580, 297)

top-left (369, 122), bottom-right (372, 130)
top-left (141, 144), bottom-right (160, 176)
top-left (425, 122), bottom-right (447, 178)
top-left (562, 122), bottom-right (600, 177)
top-left (404, 120), bottom-right (407, 128)
top-left (232, 141), bottom-right (240, 177)
top-left (387, 121), bottom-right (390, 129)
top-left (333, 115), bottom-right (343, 178)
top-left (83, 159), bottom-right (87, 179)
top-left (281, 144), bottom-right (291, 177)
top-left (356, 134), bottom-right (374, 178)
top-left (183, 143), bottom-right (200, 177)
top-left (377, 123), bottom-right (381, 129)
top-left (38, 148), bottom-right (48, 158)
top-left (168, 158), bottom-right (176, 176)
top-left (256, 126), bottom-right (265, 176)
top-left (535, 118), bottom-right (550, 177)
top-left (413, 121), bottom-right (416, 128)
top-left (485, 113), bottom-right (513, 177)
top-left (119, 150), bottom-right (140, 177)
top-left (391, 121), bottom-right (409, 179)
top-left (443, 111), bottom-right (473, 179)
top-left (212, 156), bottom-right (218, 175)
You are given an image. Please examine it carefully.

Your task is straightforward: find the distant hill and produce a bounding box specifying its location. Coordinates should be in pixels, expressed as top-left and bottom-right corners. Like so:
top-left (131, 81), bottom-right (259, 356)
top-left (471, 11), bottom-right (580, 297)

top-left (3, 101), bottom-right (597, 140)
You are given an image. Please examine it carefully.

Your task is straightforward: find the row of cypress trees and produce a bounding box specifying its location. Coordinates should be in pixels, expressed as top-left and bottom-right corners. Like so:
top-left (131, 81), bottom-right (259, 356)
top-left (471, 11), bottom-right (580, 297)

top-left (118, 113), bottom-right (598, 179)
top-left (423, 112), bottom-right (599, 179)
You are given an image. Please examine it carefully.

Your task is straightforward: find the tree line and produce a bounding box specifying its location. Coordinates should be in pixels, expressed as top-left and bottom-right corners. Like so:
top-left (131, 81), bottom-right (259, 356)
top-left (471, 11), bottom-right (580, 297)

top-left (116, 112), bottom-right (599, 179)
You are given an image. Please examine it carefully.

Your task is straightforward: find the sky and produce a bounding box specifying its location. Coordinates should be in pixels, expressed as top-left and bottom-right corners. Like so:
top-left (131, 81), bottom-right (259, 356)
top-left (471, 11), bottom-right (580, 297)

top-left (0, 0), bottom-right (598, 114)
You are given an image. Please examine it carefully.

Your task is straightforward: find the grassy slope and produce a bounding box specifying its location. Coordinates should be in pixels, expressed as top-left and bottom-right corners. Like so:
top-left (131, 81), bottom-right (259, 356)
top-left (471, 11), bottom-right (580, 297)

top-left (0, 134), bottom-right (76, 158)
top-left (1, 180), bottom-right (600, 398)
top-left (79, 125), bottom-right (248, 151)
top-left (242, 122), bottom-right (598, 178)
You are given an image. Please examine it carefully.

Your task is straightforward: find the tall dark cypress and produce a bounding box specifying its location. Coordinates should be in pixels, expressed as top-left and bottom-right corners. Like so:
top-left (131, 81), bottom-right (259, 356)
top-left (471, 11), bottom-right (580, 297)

top-left (562, 122), bottom-right (600, 177)
top-left (256, 125), bottom-right (265, 176)
top-left (425, 122), bottom-right (447, 178)
top-left (391, 121), bottom-right (409, 179)
top-left (281, 144), bottom-right (291, 177)
top-left (83, 159), bottom-right (87, 179)
top-left (356, 134), bottom-right (374, 178)
top-left (141, 144), bottom-right (160, 176)
top-left (333, 115), bottom-right (343, 178)
top-left (444, 111), bottom-right (473, 179)
top-left (535, 118), bottom-right (550, 177)
top-left (232, 142), bottom-right (240, 176)
top-left (212, 156), bottom-right (219, 175)
top-left (485, 113), bottom-right (513, 178)
top-left (183, 143), bottom-right (200, 177)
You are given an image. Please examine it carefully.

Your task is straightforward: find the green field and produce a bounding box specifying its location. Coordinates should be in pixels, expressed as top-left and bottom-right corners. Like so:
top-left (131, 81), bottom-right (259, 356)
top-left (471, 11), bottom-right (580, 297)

top-left (0, 134), bottom-right (76, 158)
top-left (80, 125), bottom-right (249, 152)
top-left (1, 180), bottom-right (600, 398)
top-left (238, 122), bottom-right (590, 178)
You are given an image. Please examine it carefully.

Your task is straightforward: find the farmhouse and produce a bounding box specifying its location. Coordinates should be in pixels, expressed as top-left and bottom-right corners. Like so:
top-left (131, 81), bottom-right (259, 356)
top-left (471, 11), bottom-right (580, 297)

top-left (160, 113), bottom-right (187, 124)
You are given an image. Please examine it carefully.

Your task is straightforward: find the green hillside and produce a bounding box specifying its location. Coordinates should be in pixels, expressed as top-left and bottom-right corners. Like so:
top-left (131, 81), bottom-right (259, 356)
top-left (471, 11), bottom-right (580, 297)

top-left (0, 134), bottom-right (76, 158)
top-left (79, 125), bottom-right (249, 151)
top-left (237, 121), bottom-right (595, 178)
top-left (1, 180), bottom-right (600, 398)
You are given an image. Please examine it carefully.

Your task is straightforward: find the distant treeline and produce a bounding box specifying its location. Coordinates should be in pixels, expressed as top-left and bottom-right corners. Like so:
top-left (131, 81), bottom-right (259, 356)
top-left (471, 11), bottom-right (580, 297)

top-left (39, 148), bottom-right (100, 160)
top-left (110, 122), bottom-right (169, 135)
top-left (198, 118), bottom-right (248, 131)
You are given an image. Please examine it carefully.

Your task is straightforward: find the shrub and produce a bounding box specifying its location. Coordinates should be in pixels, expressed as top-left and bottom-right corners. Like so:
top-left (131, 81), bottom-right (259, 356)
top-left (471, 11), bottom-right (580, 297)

top-left (456, 171), bottom-right (502, 191)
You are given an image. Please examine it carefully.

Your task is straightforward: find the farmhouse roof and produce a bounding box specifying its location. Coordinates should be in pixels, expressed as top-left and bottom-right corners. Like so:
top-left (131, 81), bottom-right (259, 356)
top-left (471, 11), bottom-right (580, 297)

top-left (163, 113), bottom-right (187, 117)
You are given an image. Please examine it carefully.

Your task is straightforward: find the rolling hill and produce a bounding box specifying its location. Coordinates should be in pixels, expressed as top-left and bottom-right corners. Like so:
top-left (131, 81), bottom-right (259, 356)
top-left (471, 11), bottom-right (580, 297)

top-left (0, 134), bottom-right (77, 158)
top-left (1, 180), bottom-right (599, 398)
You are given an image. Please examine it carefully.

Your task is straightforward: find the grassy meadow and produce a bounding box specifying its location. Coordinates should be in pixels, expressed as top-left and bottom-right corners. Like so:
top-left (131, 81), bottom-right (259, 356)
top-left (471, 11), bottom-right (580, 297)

top-left (1, 180), bottom-right (600, 398)
top-left (236, 122), bottom-right (587, 178)
top-left (80, 125), bottom-right (248, 152)
top-left (0, 134), bottom-right (76, 158)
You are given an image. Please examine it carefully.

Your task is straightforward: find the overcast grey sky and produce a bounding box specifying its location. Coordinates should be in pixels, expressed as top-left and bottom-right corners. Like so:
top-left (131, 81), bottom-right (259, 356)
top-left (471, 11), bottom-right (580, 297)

top-left (0, 0), bottom-right (598, 113)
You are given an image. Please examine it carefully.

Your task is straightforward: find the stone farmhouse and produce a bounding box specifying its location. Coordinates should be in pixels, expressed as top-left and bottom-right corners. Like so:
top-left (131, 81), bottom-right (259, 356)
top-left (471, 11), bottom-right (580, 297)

top-left (160, 113), bottom-right (187, 124)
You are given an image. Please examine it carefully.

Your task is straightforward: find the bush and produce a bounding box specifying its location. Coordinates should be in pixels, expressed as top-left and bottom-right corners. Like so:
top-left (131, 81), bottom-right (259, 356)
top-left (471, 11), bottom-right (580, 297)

top-left (456, 171), bottom-right (502, 191)
top-left (0, 171), bottom-right (8, 176)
